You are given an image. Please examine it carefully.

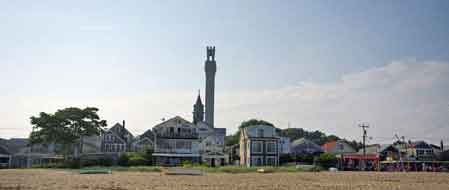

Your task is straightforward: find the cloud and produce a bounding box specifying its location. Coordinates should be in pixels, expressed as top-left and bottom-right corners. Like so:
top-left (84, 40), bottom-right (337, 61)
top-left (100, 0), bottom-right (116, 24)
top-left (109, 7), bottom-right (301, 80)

top-left (215, 60), bottom-right (449, 144)
top-left (1, 60), bottom-right (449, 145)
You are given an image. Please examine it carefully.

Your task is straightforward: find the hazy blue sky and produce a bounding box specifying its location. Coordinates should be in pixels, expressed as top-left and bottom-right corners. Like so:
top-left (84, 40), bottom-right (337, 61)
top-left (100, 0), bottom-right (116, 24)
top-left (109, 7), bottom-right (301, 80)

top-left (1, 1), bottom-right (449, 144)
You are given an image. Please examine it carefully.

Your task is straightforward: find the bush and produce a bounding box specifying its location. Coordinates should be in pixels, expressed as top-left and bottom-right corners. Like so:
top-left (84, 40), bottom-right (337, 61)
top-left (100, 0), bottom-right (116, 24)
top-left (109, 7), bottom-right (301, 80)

top-left (143, 148), bottom-right (154, 165)
top-left (118, 154), bottom-right (130, 166)
top-left (316, 153), bottom-right (337, 169)
top-left (81, 157), bottom-right (113, 167)
top-left (181, 160), bottom-right (193, 167)
top-left (128, 153), bottom-right (147, 166)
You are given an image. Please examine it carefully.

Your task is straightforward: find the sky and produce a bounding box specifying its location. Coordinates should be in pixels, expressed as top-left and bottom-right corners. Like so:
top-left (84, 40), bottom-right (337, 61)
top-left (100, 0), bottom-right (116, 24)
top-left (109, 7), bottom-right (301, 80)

top-left (1, 0), bottom-right (449, 144)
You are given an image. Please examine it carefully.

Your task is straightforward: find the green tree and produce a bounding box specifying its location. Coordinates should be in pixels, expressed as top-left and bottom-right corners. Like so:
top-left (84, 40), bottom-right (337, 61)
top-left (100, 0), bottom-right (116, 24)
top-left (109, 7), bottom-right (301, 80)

top-left (238, 119), bottom-right (274, 129)
top-left (29, 107), bottom-right (107, 158)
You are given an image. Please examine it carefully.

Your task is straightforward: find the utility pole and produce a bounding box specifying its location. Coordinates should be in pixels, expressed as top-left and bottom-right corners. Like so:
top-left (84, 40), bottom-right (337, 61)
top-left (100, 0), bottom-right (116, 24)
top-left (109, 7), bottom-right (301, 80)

top-left (359, 123), bottom-right (369, 171)
top-left (394, 134), bottom-right (405, 171)
top-left (359, 124), bottom-right (369, 157)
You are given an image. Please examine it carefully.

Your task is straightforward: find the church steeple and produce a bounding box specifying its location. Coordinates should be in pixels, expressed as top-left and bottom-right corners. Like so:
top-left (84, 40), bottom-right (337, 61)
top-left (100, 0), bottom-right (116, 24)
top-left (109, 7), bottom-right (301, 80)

top-left (193, 90), bottom-right (204, 124)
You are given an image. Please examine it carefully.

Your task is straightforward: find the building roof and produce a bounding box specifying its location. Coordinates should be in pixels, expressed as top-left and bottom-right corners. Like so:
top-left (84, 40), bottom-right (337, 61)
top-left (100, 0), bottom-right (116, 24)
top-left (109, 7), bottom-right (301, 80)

top-left (242, 125), bottom-right (279, 138)
top-left (291, 138), bottom-right (323, 154)
top-left (379, 144), bottom-right (398, 152)
top-left (141, 129), bottom-right (155, 140)
top-left (322, 141), bottom-right (337, 152)
top-left (2, 138), bottom-right (28, 154)
top-left (322, 140), bottom-right (356, 153)
top-left (0, 145), bottom-right (10, 155)
top-left (214, 128), bottom-right (226, 136)
top-left (107, 122), bottom-right (134, 142)
top-left (410, 141), bottom-right (432, 149)
top-left (154, 116), bottom-right (192, 129)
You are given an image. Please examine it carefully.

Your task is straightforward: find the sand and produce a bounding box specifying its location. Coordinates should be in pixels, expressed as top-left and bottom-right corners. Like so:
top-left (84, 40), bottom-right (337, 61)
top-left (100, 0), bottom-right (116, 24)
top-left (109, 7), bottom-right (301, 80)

top-left (1, 169), bottom-right (449, 190)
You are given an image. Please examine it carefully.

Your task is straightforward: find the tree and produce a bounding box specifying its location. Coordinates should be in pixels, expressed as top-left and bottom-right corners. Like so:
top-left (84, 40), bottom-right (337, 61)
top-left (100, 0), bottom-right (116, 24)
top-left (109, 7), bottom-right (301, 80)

top-left (238, 119), bottom-right (274, 129)
top-left (29, 107), bottom-right (107, 158)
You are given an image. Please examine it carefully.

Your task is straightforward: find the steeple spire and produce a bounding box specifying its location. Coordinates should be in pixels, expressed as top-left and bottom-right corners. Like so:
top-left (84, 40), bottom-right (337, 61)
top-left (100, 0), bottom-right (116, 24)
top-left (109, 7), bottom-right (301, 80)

top-left (196, 89), bottom-right (202, 104)
top-left (193, 89), bottom-right (204, 124)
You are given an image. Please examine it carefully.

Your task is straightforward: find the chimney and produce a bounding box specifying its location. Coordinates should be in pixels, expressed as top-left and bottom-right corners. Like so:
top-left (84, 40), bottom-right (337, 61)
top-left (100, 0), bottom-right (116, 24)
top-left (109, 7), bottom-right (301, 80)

top-left (441, 140), bottom-right (444, 151)
top-left (122, 120), bottom-right (126, 129)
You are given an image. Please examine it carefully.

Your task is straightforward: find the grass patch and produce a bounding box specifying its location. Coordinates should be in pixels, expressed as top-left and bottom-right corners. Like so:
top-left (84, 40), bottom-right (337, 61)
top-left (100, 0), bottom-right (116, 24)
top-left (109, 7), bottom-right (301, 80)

top-left (30, 164), bottom-right (321, 174)
top-left (81, 166), bottom-right (162, 172)
top-left (182, 165), bottom-right (322, 173)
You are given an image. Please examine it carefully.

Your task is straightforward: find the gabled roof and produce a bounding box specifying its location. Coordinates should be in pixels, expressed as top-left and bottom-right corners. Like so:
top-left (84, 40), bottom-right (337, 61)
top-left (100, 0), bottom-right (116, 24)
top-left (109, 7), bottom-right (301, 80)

top-left (291, 138), bottom-right (323, 154)
top-left (153, 116), bottom-right (193, 129)
top-left (105, 122), bottom-right (134, 143)
top-left (410, 141), bottom-right (432, 149)
top-left (109, 123), bottom-right (133, 137)
top-left (379, 144), bottom-right (398, 152)
top-left (430, 144), bottom-right (441, 150)
top-left (3, 138), bottom-right (28, 154)
top-left (141, 129), bottom-right (155, 140)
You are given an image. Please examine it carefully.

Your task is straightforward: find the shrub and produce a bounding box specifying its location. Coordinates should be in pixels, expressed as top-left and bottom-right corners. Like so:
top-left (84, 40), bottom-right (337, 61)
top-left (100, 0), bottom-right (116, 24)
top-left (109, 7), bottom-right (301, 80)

top-left (61, 159), bottom-right (81, 169)
top-left (316, 153), bottom-right (337, 169)
top-left (182, 160), bottom-right (193, 167)
top-left (128, 153), bottom-right (147, 166)
top-left (143, 148), bottom-right (154, 165)
top-left (81, 157), bottom-right (113, 167)
top-left (118, 154), bottom-right (130, 166)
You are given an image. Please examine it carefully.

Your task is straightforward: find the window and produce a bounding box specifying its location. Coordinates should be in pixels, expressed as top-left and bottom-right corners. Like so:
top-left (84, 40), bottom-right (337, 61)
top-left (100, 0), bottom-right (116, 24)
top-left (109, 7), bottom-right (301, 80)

top-left (176, 141), bottom-right (192, 149)
top-left (252, 157), bottom-right (263, 166)
top-left (266, 157), bottom-right (276, 166)
top-left (257, 129), bottom-right (264, 137)
top-left (417, 150), bottom-right (424, 155)
top-left (252, 141), bottom-right (262, 153)
top-left (170, 127), bottom-right (174, 133)
top-left (266, 142), bottom-right (276, 153)
top-left (338, 143), bottom-right (344, 150)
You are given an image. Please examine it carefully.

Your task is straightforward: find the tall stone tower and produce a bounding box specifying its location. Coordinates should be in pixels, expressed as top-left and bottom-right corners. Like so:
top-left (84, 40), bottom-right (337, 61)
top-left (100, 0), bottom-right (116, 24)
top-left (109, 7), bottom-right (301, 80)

top-left (205, 46), bottom-right (216, 127)
top-left (193, 90), bottom-right (204, 124)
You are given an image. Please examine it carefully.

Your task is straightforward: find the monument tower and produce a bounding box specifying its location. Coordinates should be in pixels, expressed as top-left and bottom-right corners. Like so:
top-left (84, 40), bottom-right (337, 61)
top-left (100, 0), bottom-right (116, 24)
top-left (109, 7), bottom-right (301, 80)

top-left (205, 46), bottom-right (216, 127)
